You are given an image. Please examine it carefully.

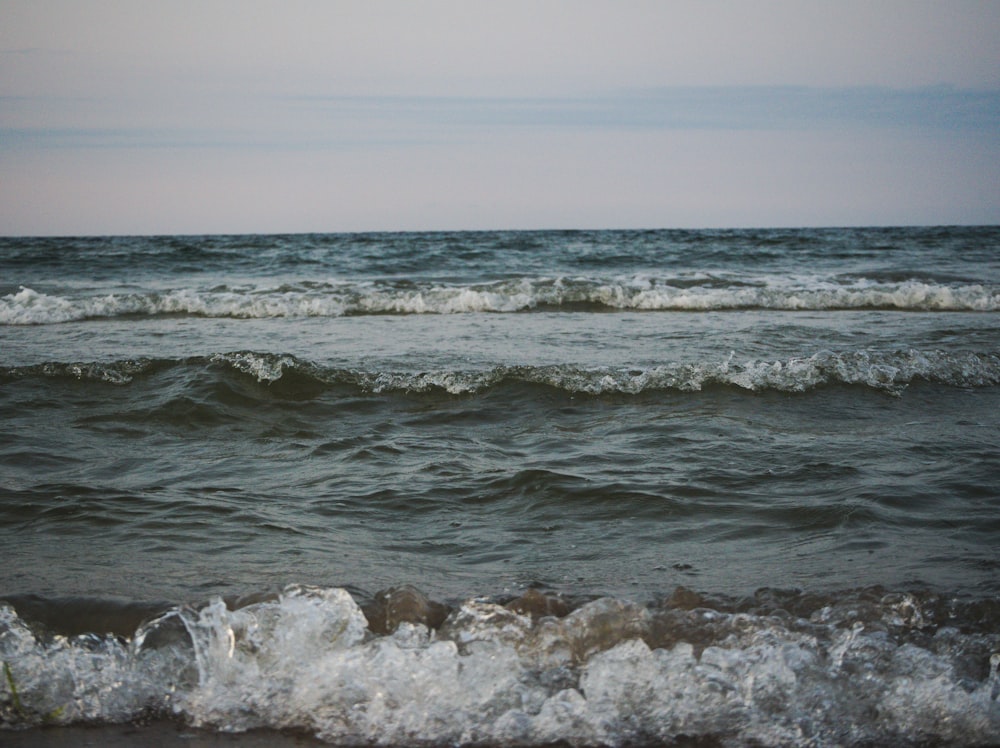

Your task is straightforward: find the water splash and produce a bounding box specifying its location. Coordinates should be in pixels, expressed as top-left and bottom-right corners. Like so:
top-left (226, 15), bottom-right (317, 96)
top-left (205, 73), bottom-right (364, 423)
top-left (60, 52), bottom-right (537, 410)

top-left (3, 586), bottom-right (999, 745)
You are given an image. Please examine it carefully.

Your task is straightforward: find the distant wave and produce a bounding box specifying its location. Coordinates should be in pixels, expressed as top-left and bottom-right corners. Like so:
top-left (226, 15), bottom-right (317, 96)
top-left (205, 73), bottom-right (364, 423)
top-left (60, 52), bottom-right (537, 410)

top-left (4, 349), bottom-right (999, 395)
top-left (3, 277), bottom-right (998, 324)
top-left (1, 584), bottom-right (998, 745)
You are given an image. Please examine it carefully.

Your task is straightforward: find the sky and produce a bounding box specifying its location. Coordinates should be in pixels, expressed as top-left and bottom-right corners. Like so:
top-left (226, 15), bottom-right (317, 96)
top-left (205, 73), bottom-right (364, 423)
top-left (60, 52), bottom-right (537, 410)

top-left (2, 1), bottom-right (999, 235)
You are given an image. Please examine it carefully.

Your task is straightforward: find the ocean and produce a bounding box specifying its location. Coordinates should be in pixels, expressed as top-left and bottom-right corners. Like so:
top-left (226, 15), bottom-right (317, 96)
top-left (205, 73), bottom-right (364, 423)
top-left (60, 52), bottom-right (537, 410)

top-left (1, 226), bottom-right (998, 746)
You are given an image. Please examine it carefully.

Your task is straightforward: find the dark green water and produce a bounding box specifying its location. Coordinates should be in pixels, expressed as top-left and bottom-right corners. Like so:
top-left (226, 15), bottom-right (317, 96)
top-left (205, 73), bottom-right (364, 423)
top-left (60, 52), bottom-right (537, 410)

top-left (1, 227), bottom-right (998, 745)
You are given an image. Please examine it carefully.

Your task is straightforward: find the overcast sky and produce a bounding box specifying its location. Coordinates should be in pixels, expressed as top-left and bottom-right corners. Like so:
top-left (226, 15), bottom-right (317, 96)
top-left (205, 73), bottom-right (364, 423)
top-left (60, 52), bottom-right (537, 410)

top-left (2, 1), bottom-right (999, 235)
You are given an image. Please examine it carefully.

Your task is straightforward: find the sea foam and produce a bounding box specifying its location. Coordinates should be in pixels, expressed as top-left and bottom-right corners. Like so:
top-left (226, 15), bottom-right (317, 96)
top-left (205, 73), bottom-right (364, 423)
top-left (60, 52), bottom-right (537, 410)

top-left (2, 585), bottom-right (998, 746)
top-left (212, 349), bottom-right (1000, 396)
top-left (5, 349), bottom-right (999, 395)
top-left (3, 277), bottom-right (998, 324)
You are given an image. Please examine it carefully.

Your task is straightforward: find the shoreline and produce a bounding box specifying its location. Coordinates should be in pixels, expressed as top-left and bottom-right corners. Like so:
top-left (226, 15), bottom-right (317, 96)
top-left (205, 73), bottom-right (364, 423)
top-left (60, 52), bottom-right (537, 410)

top-left (0, 722), bottom-right (328, 747)
top-left (0, 722), bottom-right (731, 747)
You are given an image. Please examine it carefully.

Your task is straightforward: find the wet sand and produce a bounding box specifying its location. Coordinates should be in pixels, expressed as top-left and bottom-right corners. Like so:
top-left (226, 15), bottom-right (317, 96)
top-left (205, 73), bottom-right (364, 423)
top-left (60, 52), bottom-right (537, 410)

top-left (0, 722), bottom-right (327, 747)
top-left (0, 723), bottom-right (709, 746)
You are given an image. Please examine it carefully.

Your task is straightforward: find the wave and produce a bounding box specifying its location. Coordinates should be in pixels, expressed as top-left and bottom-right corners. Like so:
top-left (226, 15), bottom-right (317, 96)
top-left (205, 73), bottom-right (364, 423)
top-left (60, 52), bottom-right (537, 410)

top-left (4, 349), bottom-right (999, 396)
top-left (3, 277), bottom-right (998, 323)
top-left (1, 585), bottom-right (998, 746)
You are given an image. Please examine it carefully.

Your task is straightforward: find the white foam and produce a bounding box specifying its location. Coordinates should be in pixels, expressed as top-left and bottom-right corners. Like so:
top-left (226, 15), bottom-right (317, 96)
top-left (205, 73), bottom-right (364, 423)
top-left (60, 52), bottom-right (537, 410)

top-left (9, 349), bottom-right (999, 395)
top-left (3, 277), bottom-right (998, 324)
top-left (0, 287), bottom-right (84, 324)
top-left (356, 351), bottom-right (1000, 395)
top-left (2, 587), bottom-right (998, 745)
top-left (211, 351), bottom-right (297, 384)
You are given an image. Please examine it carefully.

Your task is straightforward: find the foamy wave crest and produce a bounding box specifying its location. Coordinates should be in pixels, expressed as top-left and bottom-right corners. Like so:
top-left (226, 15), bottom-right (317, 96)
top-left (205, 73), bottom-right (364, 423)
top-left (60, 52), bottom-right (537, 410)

top-left (0, 286), bottom-right (350, 325)
top-left (620, 278), bottom-right (1000, 312)
top-left (3, 277), bottom-right (998, 324)
top-left (5, 350), bottom-right (998, 394)
top-left (0, 358), bottom-right (159, 385)
top-left (208, 349), bottom-right (1000, 396)
top-left (2, 586), bottom-right (998, 745)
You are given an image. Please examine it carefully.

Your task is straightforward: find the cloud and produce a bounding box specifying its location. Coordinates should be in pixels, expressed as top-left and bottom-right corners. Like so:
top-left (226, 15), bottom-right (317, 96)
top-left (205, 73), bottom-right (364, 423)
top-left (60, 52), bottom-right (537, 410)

top-left (5, 86), bottom-right (998, 153)
top-left (290, 85), bottom-right (1000, 134)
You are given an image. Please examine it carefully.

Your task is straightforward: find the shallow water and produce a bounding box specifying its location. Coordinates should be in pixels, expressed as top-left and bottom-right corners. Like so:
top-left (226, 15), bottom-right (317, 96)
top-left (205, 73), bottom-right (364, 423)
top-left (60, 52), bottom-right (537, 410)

top-left (1, 227), bottom-right (998, 745)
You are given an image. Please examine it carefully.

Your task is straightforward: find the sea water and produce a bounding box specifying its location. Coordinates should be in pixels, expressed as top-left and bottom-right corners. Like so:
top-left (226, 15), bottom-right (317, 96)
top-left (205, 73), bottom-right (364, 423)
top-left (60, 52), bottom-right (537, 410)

top-left (1, 227), bottom-right (998, 745)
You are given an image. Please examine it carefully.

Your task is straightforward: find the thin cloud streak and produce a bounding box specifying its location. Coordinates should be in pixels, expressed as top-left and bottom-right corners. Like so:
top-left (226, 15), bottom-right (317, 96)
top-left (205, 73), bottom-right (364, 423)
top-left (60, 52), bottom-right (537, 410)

top-left (5, 86), bottom-right (998, 151)
top-left (290, 86), bottom-right (1000, 134)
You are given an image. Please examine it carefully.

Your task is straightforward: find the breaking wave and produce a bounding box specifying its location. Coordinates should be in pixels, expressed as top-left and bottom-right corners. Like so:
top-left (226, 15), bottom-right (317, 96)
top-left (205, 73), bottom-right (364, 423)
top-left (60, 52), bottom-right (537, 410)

top-left (4, 350), bottom-right (999, 396)
top-left (3, 276), bottom-right (998, 324)
top-left (2, 585), bottom-right (998, 746)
